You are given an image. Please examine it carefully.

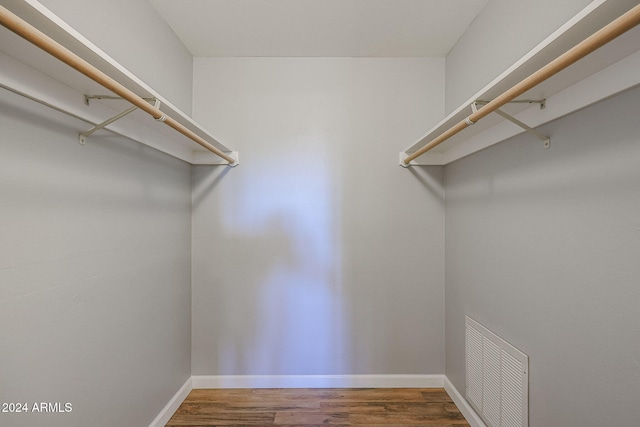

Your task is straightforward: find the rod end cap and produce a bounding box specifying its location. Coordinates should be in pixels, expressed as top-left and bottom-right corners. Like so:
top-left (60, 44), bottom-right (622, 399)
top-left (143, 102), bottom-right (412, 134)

top-left (399, 152), bottom-right (411, 168)
top-left (228, 151), bottom-right (240, 167)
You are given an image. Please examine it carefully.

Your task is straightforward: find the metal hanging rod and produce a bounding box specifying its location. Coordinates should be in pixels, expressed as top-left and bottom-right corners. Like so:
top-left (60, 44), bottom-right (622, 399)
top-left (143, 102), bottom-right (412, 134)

top-left (1, 82), bottom-right (93, 125)
top-left (400, 3), bottom-right (640, 167)
top-left (0, 4), bottom-right (238, 166)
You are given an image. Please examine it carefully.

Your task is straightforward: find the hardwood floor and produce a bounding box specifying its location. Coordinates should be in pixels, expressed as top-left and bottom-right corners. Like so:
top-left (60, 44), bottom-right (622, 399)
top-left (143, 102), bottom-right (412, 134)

top-left (165, 388), bottom-right (471, 426)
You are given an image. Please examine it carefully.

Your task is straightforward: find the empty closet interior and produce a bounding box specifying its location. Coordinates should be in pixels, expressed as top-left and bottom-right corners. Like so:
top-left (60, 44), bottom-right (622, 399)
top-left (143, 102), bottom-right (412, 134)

top-left (1, 0), bottom-right (639, 426)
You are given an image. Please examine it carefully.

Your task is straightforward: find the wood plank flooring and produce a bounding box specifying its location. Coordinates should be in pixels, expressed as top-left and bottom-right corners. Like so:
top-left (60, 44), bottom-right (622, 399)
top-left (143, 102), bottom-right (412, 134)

top-left (165, 388), bottom-right (471, 426)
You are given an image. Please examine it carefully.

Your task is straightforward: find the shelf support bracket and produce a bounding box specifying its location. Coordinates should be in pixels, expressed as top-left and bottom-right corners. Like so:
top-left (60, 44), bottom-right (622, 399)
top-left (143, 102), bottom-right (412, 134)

top-left (79, 96), bottom-right (159, 145)
top-left (84, 94), bottom-right (155, 106)
top-left (79, 105), bottom-right (138, 145)
top-left (475, 99), bottom-right (546, 110)
top-left (472, 100), bottom-right (550, 148)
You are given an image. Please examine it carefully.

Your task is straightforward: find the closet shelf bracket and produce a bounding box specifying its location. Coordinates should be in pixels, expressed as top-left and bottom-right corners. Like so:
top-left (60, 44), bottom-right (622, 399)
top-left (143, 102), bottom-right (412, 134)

top-left (474, 99), bottom-right (546, 110)
top-left (84, 94), bottom-right (155, 106)
top-left (79, 105), bottom-right (136, 145)
top-left (472, 100), bottom-right (550, 149)
top-left (0, 3), bottom-right (238, 165)
top-left (399, 2), bottom-right (640, 167)
top-left (79, 96), bottom-right (159, 145)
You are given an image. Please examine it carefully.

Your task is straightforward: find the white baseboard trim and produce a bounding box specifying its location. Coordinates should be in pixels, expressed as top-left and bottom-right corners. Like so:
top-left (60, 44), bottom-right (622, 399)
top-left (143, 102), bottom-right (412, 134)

top-left (444, 376), bottom-right (487, 427)
top-left (150, 374), bottom-right (448, 425)
top-left (148, 377), bottom-right (193, 427)
top-left (192, 374), bottom-right (444, 389)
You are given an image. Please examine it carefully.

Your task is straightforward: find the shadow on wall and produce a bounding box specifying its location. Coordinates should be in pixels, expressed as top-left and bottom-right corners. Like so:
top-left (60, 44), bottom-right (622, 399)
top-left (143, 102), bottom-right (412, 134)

top-left (192, 139), bottom-right (351, 376)
top-left (407, 166), bottom-right (446, 202)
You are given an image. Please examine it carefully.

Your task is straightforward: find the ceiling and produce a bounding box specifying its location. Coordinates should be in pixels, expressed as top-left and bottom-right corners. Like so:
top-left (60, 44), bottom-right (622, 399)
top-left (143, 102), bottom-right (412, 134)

top-left (148, 0), bottom-right (489, 57)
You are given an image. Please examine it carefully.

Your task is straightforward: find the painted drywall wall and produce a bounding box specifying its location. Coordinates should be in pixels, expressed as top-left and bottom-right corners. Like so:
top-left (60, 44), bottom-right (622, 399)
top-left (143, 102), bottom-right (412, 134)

top-left (36, 0), bottom-right (194, 114)
top-left (0, 90), bottom-right (191, 426)
top-left (191, 58), bottom-right (446, 376)
top-left (444, 0), bottom-right (593, 114)
top-left (444, 85), bottom-right (640, 425)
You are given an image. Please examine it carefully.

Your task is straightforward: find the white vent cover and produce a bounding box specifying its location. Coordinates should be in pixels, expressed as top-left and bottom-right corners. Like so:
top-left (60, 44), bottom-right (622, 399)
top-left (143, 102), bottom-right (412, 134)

top-left (466, 316), bottom-right (528, 427)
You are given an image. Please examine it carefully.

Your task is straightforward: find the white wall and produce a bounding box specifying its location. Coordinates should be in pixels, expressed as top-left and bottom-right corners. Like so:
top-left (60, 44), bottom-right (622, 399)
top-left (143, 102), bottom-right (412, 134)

top-left (444, 85), bottom-right (640, 425)
top-left (36, 0), bottom-right (194, 114)
top-left (0, 89), bottom-right (192, 426)
top-left (445, 0), bottom-right (593, 114)
top-left (191, 58), bottom-right (446, 376)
